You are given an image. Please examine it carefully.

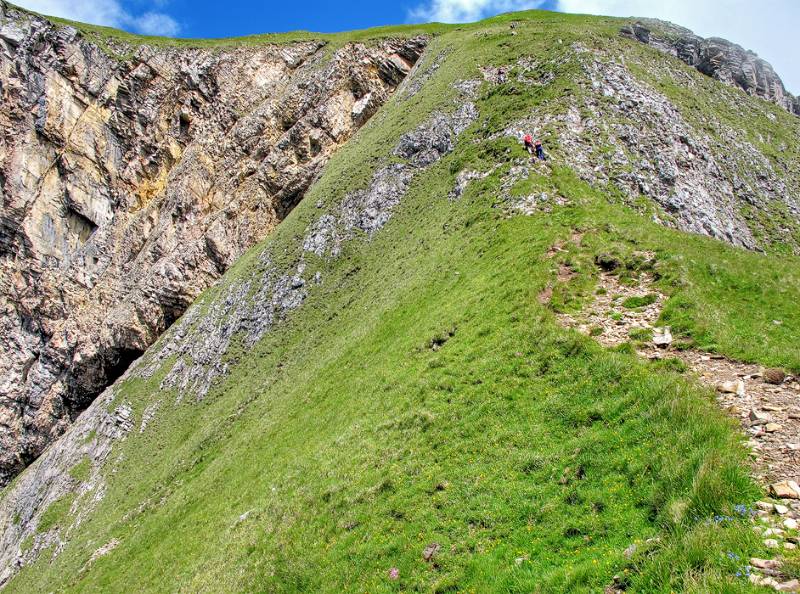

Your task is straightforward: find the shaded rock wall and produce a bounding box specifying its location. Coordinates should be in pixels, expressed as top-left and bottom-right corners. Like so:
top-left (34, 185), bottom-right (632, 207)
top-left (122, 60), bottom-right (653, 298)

top-left (0, 0), bottom-right (425, 485)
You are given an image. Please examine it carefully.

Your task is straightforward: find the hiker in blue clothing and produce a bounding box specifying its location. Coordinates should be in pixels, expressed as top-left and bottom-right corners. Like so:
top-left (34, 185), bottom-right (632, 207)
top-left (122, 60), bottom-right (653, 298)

top-left (534, 138), bottom-right (546, 162)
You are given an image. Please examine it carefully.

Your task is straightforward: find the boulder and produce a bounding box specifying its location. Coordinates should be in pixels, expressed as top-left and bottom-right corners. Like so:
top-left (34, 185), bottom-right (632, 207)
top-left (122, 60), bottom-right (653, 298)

top-left (770, 482), bottom-right (800, 500)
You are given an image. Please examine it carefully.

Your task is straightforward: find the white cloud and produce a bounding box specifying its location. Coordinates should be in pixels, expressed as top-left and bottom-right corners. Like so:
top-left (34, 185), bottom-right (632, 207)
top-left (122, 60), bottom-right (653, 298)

top-left (408, 0), bottom-right (547, 23)
top-left (558, 0), bottom-right (800, 94)
top-left (131, 11), bottom-right (180, 37)
top-left (13, 0), bottom-right (180, 37)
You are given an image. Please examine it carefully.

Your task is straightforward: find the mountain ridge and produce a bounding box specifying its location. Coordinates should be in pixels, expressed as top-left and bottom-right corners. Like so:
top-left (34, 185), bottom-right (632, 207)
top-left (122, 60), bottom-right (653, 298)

top-left (1, 5), bottom-right (799, 592)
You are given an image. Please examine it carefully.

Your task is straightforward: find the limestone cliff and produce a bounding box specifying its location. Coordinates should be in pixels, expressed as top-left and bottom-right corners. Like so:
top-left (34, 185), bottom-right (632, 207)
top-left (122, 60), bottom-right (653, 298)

top-left (621, 20), bottom-right (800, 116)
top-left (0, 0), bottom-right (425, 486)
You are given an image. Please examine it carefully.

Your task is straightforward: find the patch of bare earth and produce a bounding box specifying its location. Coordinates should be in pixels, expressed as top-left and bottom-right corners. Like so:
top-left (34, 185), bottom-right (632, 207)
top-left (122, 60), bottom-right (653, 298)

top-left (554, 254), bottom-right (800, 591)
top-left (556, 270), bottom-right (665, 349)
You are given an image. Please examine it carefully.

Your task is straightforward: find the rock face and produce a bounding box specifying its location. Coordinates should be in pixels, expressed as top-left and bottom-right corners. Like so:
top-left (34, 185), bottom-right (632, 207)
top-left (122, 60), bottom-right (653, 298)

top-left (0, 0), bottom-right (425, 486)
top-left (0, 81), bottom-right (479, 584)
top-left (621, 20), bottom-right (800, 116)
top-left (500, 42), bottom-right (800, 250)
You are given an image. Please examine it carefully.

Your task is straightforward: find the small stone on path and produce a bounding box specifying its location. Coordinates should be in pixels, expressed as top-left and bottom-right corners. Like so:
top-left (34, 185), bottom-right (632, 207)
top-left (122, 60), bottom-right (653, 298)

top-left (764, 368), bottom-right (787, 385)
top-left (771, 482), bottom-right (800, 500)
top-left (757, 501), bottom-right (775, 512)
top-left (718, 380), bottom-right (745, 395)
top-left (653, 327), bottom-right (672, 348)
top-left (751, 558), bottom-right (782, 570)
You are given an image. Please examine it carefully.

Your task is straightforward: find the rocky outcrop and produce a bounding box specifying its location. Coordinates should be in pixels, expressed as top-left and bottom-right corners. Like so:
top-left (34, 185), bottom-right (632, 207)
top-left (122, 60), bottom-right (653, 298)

top-left (621, 20), bottom-right (799, 116)
top-left (0, 0), bottom-right (426, 486)
top-left (497, 43), bottom-right (800, 251)
top-left (0, 85), bottom-right (478, 584)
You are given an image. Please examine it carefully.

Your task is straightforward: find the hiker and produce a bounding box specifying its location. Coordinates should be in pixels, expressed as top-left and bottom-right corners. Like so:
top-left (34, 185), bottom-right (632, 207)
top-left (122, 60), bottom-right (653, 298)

top-left (534, 139), bottom-right (546, 161)
top-left (523, 133), bottom-right (535, 156)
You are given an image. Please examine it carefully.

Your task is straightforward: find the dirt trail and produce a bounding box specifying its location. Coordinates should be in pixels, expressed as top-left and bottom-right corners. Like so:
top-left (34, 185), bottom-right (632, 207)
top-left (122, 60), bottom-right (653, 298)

top-left (554, 253), bottom-right (800, 590)
top-left (558, 269), bottom-right (800, 486)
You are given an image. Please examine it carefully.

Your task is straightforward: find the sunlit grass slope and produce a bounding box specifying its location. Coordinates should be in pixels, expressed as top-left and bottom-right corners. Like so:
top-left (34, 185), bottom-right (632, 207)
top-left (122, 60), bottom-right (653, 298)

top-left (5, 9), bottom-right (800, 593)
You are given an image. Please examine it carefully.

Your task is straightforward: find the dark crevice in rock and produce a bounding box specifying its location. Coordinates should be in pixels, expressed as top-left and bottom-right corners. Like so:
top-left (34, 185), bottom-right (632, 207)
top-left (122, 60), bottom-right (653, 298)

top-left (63, 205), bottom-right (98, 244)
top-left (102, 347), bottom-right (144, 394)
top-left (64, 346), bottom-right (145, 414)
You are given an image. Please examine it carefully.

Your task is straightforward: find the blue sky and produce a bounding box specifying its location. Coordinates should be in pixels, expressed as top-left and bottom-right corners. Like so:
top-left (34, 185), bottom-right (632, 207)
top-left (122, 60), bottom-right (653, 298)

top-left (11, 0), bottom-right (800, 92)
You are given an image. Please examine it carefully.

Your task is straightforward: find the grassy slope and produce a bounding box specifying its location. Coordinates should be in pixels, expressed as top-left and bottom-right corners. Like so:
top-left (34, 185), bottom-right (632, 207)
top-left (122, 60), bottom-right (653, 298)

top-left (6, 0), bottom-right (449, 51)
top-left (5, 10), bottom-right (800, 593)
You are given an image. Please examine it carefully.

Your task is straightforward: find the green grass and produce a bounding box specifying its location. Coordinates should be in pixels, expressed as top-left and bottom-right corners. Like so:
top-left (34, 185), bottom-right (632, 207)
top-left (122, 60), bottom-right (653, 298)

top-left (622, 294), bottom-right (659, 309)
top-left (628, 327), bottom-right (652, 341)
top-left (784, 553), bottom-right (800, 580)
top-left (37, 495), bottom-right (76, 534)
top-left (68, 458), bottom-right (91, 483)
top-left (4, 8), bottom-right (799, 594)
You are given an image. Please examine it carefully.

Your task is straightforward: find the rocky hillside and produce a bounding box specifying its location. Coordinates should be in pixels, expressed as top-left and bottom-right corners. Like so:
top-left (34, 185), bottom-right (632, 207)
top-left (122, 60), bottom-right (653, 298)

top-left (1, 6), bottom-right (800, 594)
top-left (0, 0), bottom-right (425, 486)
top-left (621, 20), bottom-right (800, 116)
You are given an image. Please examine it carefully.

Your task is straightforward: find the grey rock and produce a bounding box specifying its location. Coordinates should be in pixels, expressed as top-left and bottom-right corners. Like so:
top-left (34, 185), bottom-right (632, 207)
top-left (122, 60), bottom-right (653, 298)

top-left (653, 326), bottom-right (672, 347)
top-left (504, 45), bottom-right (799, 251)
top-left (0, 384), bottom-right (133, 586)
top-left (422, 542), bottom-right (440, 562)
top-left (449, 169), bottom-right (488, 200)
top-left (621, 21), bottom-right (799, 116)
top-left (305, 102), bottom-right (477, 258)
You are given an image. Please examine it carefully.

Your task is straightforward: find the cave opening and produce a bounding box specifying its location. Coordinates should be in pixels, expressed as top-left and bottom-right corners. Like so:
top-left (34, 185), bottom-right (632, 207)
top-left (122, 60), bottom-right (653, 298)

top-left (106, 347), bottom-right (145, 388)
top-left (64, 205), bottom-right (99, 245)
top-left (178, 112), bottom-right (191, 138)
top-left (64, 345), bottom-right (146, 415)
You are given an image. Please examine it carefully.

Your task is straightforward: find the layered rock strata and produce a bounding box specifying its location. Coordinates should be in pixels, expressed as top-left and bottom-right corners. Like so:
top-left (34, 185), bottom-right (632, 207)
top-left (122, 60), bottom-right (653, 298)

top-left (0, 0), bottom-right (425, 485)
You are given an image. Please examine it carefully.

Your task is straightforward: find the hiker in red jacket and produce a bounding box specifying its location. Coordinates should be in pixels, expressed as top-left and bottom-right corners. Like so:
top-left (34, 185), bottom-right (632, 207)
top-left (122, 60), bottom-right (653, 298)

top-left (523, 133), bottom-right (534, 155)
